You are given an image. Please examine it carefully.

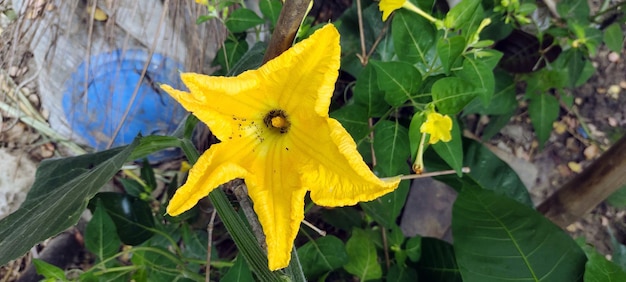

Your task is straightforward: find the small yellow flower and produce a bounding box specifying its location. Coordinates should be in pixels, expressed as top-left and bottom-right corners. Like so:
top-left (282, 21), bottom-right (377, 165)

top-left (161, 24), bottom-right (400, 271)
top-left (379, 0), bottom-right (406, 21)
top-left (420, 112), bottom-right (453, 144)
top-left (195, 0), bottom-right (208, 5)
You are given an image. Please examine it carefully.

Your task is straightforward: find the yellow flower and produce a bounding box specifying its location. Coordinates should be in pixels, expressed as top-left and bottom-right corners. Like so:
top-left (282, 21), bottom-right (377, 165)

top-left (161, 24), bottom-right (400, 271)
top-left (420, 112), bottom-right (453, 144)
top-left (195, 0), bottom-right (208, 5)
top-left (379, 0), bottom-right (406, 21)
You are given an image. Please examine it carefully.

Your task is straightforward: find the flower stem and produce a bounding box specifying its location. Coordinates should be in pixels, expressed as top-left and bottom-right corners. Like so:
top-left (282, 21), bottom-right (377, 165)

top-left (262, 0), bottom-right (312, 63)
top-left (402, 2), bottom-right (441, 26)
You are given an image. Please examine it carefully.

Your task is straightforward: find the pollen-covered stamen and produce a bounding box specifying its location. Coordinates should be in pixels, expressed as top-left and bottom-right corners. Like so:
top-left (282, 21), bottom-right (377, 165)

top-left (264, 109), bottom-right (290, 134)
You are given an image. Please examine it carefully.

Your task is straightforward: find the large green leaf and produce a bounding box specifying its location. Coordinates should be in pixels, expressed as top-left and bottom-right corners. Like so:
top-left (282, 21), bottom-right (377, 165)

top-left (604, 23), bottom-right (624, 53)
top-left (387, 264), bottom-right (418, 282)
top-left (580, 241), bottom-right (626, 281)
top-left (353, 64), bottom-right (389, 117)
top-left (259, 0), bottom-right (282, 27)
top-left (392, 9), bottom-right (436, 70)
top-left (557, 0), bottom-right (590, 24)
top-left (463, 71), bottom-right (516, 115)
top-left (361, 181), bottom-right (409, 229)
top-left (437, 36), bottom-right (466, 74)
top-left (429, 139), bottom-right (533, 207)
top-left (452, 188), bottom-right (587, 281)
top-left (213, 39), bottom-right (249, 75)
top-left (297, 235), bottom-right (348, 279)
top-left (344, 229), bottom-right (382, 281)
top-left (432, 77), bottom-right (484, 114)
top-left (373, 120), bottom-right (411, 176)
top-left (0, 140), bottom-right (137, 265)
top-left (89, 192), bottom-right (155, 246)
top-left (416, 237), bottom-right (462, 281)
top-left (320, 207), bottom-right (363, 232)
top-left (225, 8), bottom-right (264, 33)
top-left (85, 199), bottom-right (121, 260)
top-left (455, 56), bottom-right (495, 105)
top-left (371, 60), bottom-right (422, 107)
top-left (444, 0), bottom-right (481, 30)
top-left (527, 92), bottom-right (559, 149)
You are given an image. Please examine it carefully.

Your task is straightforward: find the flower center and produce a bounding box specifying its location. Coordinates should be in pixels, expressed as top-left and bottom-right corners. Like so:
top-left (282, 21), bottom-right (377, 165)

top-left (264, 109), bottom-right (290, 134)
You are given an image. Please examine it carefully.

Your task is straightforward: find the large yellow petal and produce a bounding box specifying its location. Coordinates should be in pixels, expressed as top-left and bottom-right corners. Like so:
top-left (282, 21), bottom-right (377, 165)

top-left (161, 72), bottom-right (274, 141)
top-left (243, 136), bottom-right (307, 271)
top-left (259, 24), bottom-right (340, 119)
top-left (167, 138), bottom-right (258, 216)
top-left (291, 117), bottom-right (400, 207)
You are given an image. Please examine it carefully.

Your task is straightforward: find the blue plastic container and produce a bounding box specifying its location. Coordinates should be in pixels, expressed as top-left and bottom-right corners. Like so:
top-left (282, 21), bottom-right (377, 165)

top-left (63, 49), bottom-right (187, 161)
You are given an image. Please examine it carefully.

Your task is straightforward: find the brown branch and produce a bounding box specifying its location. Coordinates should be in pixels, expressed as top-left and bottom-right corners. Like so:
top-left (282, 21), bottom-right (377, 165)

top-left (262, 0), bottom-right (312, 64)
top-left (537, 134), bottom-right (626, 228)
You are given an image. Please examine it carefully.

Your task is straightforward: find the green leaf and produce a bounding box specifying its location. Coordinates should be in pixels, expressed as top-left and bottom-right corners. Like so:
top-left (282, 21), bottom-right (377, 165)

top-left (408, 111), bottom-right (426, 161)
top-left (455, 56), bottom-right (495, 105)
top-left (437, 36), bottom-right (465, 74)
top-left (580, 242), bottom-right (626, 281)
top-left (432, 77), bottom-right (484, 114)
top-left (444, 0), bottom-right (480, 30)
top-left (336, 2), bottom-right (385, 77)
top-left (213, 39), bottom-right (249, 74)
top-left (228, 41), bottom-right (267, 76)
top-left (222, 255), bottom-right (255, 282)
top-left (225, 8), bottom-right (264, 33)
top-left (331, 103), bottom-right (372, 161)
top-left (33, 259), bottom-right (68, 281)
top-left (560, 48), bottom-right (587, 88)
top-left (0, 140), bottom-right (137, 265)
top-left (353, 64), bottom-right (389, 117)
top-left (130, 246), bottom-right (182, 282)
top-left (297, 235), bottom-right (349, 279)
top-left (361, 181), bottom-right (409, 229)
top-left (370, 60), bottom-right (422, 107)
top-left (128, 135), bottom-right (183, 161)
top-left (388, 224), bottom-right (405, 248)
top-left (527, 92), bottom-right (559, 148)
top-left (373, 120), bottom-right (411, 176)
top-left (463, 71), bottom-right (516, 115)
top-left (432, 116), bottom-right (463, 175)
top-left (610, 230), bottom-right (626, 272)
top-left (321, 207), bottom-right (363, 232)
top-left (557, 0), bottom-right (590, 24)
top-left (416, 237), bottom-right (461, 281)
top-left (387, 264), bottom-right (418, 282)
top-left (119, 178), bottom-right (144, 198)
top-left (392, 9), bottom-right (436, 69)
top-left (405, 236), bottom-right (422, 262)
top-left (604, 23), bottom-right (624, 53)
top-left (89, 192), bottom-right (155, 246)
top-left (607, 185), bottom-right (626, 208)
top-left (452, 188), bottom-right (587, 281)
top-left (344, 229), bottom-right (382, 281)
top-left (429, 139), bottom-right (533, 207)
top-left (259, 0), bottom-right (282, 27)
top-left (85, 199), bottom-right (121, 260)
top-left (181, 224), bottom-right (210, 261)
top-left (140, 159), bottom-right (156, 191)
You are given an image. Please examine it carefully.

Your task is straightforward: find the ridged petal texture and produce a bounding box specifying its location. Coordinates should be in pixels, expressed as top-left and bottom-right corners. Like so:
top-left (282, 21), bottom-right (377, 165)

top-left (161, 24), bottom-right (400, 270)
